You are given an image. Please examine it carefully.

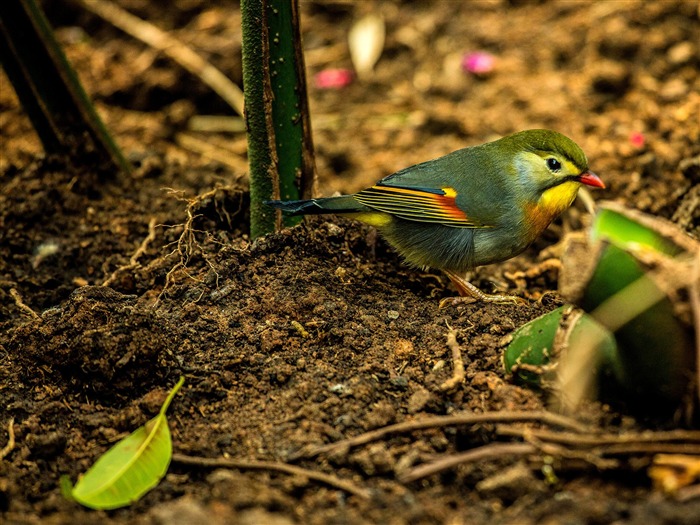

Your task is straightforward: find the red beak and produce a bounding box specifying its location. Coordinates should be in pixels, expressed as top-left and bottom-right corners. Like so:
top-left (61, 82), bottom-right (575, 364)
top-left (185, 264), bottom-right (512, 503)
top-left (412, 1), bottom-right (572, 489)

top-left (578, 171), bottom-right (605, 189)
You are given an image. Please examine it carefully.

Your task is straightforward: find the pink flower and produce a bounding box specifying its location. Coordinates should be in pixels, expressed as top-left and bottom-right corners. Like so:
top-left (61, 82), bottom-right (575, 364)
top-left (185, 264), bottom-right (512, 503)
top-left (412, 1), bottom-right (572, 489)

top-left (462, 51), bottom-right (495, 75)
top-left (629, 131), bottom-right (645, 149)
top-left (314, 68), bottom-right (354, 89)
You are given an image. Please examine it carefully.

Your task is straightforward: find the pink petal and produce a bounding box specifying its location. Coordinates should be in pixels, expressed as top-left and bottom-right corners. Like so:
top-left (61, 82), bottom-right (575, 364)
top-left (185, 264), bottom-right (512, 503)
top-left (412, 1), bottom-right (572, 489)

top-left (629, 131), bottom-right (645, 149)
top-left (462, 51), bottom-right (495, 75)
top-left (314, 68), bottom-right (354, 89)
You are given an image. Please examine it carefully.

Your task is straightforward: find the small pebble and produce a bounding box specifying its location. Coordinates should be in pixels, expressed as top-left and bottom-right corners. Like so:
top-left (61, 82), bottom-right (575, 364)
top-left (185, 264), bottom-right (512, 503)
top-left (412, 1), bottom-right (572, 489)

top-left (407, 388), bottom-right (432, 414)
top-left (329, 383), bottom-right (349, 394)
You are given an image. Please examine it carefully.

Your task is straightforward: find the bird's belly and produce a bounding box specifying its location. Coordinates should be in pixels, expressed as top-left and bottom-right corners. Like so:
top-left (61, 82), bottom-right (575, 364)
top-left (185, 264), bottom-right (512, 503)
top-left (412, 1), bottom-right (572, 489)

top-left (380, 220), bottom-right (534, 273)
top-left (470, 227), bottom-right (534, 268)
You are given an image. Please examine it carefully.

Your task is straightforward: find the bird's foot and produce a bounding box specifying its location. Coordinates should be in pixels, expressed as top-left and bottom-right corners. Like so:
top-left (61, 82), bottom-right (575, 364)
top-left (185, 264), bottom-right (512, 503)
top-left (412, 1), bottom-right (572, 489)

top-left (441, 270), bottom-right (527, 307)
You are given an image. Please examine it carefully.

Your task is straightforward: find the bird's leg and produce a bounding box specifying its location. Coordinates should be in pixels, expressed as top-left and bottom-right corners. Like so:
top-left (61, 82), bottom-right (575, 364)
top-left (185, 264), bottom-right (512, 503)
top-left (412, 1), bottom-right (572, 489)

top-left (440, 270), bottom-right (526, 307)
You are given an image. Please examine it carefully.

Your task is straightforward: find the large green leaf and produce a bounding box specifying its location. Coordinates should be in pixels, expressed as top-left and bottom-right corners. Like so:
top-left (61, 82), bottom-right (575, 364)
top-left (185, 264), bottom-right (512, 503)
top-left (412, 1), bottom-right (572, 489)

top-left (591, 207), bottom-right (685, 257)
top-left (69, 377), bottom-right (185, 510)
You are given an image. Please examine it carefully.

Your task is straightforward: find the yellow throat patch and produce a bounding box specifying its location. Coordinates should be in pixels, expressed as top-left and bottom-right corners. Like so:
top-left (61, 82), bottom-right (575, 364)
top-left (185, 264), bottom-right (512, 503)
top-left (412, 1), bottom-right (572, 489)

top-left (527, 180), bottom-right (580, 233)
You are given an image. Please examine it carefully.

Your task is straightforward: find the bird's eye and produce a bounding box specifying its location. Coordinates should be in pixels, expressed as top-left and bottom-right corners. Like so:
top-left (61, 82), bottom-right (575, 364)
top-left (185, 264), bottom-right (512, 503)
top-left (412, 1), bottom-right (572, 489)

top-left (546, 158), bottom-right (562, 171)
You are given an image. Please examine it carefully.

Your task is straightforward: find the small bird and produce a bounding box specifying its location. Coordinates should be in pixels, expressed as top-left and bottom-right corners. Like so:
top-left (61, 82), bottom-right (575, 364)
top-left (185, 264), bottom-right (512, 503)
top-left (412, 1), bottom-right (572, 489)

top-left (267, 129), bottom-right (604, 303)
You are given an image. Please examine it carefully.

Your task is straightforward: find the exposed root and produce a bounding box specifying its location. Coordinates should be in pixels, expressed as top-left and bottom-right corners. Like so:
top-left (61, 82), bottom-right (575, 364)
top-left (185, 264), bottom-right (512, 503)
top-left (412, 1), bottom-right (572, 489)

top-left (102, 217), bottom-right (158, 287)
top-left (439, 326), bottom-right (465, 392)
top-left (0, 418), bottom-right (16, 460)
top-left (9, 288), bottom-right (40, 320)
top-left (157, 187), bottom-right (243, 302)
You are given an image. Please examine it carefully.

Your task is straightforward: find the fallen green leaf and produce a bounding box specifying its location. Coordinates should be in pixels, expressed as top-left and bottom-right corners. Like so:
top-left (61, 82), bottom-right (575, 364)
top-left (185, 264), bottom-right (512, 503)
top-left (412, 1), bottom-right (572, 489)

top-left (503, 306), bottom-right (566, 386)
top-left (504, 306), bottom-right (618, 388)
top-left (68, 376), bottom-right (185, 510)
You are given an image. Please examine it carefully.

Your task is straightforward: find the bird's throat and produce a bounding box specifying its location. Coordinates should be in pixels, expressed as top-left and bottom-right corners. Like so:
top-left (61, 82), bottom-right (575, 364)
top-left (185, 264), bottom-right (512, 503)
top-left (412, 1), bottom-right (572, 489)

top-left (527, 181), bottom-right (580, 233)
top-left (541, 180), bottom-right (579, 214)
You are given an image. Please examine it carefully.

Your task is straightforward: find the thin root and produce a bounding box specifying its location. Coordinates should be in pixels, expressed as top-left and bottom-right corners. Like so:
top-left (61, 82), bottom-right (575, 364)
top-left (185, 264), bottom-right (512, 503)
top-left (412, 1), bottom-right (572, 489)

top-left (440, 326), bottom-right (465, 391)
top-left (0, 418), bottom-right (16, 460)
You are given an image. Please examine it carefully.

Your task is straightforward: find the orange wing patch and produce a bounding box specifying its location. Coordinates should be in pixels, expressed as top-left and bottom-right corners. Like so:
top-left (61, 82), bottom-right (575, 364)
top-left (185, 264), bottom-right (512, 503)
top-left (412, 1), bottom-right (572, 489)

top-left (354, 184), bottom-right (487, 228)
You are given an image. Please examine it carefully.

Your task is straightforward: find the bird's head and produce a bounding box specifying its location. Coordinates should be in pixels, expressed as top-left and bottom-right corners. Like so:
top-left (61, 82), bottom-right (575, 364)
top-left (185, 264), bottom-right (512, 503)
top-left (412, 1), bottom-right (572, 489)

top-left (502, 129), bottom-right (605, 229)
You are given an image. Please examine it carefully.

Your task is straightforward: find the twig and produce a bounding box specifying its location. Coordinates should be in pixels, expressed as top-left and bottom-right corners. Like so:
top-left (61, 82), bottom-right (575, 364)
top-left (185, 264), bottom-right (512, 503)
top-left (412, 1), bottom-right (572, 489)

top-left (497, 426), bottom-right (700, 446)
top-left (440, 326), bottom-right (465, 391)
top-left (601, 443), bottom-right (700, 456)
top-left (497, 426), bottom-right (700, 462)
top-left (187, 115), bottom-right (246, 133)
top-left (295, 411), bottom-right (588, 460)
top-left (172, 453), bottom-right (371, 499)
top-left (676, 483), bottom-right (700, 502)
top-left (78, 0), bottom-right (245, 116)
top-left (577, 187), bottom-right (598, 216)
top-left (504, 258), bottom-right (562, 289)
top-left (9, 288), bottom-right (40, 320)
top-left (518, 428), bottom-right (618, 470)
top-left (399, 442), bottom-right (536, 483)
top-left (1, 418), bottom-right (16, 460)
top-left (102, 217), bottom-right (158, 286)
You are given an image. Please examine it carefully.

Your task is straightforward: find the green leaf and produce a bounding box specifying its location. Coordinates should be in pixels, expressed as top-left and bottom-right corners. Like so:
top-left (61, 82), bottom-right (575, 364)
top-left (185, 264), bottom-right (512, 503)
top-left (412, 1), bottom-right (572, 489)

top-left (503, 306), bottom-right (565, 385)
top-left (504, 306), bottom-right (618, 387)
top-left (69, 377), bottom-right (185, 510)
top-left (591, 207), bottom-right (685, 257)
top-left (560, 203), bottom-right (698, 413)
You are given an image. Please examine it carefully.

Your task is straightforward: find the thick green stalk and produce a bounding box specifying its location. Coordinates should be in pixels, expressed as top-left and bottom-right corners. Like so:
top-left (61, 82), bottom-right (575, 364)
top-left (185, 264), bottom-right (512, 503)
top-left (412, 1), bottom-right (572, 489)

top-left (0, 0), bottom-right (129, 173)
top-left (266, 0), bottom-right (315, 205)
top-left (241, 0), bottom-right (276, 237)
top-left (241, 0), bottom-right (316, 238)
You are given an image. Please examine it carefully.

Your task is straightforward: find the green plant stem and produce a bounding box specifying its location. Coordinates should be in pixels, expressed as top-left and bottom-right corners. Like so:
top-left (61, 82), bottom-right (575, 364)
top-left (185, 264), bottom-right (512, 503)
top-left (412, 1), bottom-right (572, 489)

top-left (241, 0), bottom-right (316, 238)
top-left (0, 0), bottom-right (129, 173)
top-left (266, 0), bottom-right (316, 206)
top-left (241, 0), bottom-right (277, 238)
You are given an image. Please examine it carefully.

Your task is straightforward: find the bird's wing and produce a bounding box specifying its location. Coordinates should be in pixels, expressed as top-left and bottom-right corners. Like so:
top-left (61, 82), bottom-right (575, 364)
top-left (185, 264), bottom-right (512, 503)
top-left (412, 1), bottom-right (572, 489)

top-left (354, 183), bottom-right (490, 228)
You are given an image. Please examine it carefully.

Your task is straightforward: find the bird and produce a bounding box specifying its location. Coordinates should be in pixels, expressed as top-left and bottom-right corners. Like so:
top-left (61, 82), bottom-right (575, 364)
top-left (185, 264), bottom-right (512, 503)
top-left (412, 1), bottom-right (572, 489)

top-left (267, 129), bottom-right (604, 303)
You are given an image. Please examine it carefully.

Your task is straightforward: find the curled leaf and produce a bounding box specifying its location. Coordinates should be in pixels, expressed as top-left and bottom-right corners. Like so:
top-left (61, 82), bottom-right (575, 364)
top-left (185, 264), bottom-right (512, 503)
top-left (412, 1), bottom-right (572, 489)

top-left (559, 203), bottom-right (698, 414)
top-left (348, 13), bottom-right (385, 78)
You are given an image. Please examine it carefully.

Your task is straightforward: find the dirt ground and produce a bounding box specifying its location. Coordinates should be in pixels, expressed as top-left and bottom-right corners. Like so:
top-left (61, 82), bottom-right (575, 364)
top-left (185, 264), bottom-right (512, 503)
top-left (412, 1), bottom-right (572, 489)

top-left (1, 1), bottom-right (700, 523)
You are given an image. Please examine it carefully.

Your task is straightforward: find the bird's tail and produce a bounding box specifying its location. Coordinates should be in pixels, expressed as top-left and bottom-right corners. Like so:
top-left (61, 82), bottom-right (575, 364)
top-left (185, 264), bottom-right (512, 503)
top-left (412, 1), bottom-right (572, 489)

top-left (266, 195), bottom-right (368, 216)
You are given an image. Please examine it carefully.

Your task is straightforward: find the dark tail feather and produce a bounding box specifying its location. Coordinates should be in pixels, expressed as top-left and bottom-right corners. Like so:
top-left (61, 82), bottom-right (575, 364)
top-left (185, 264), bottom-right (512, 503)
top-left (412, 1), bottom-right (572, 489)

top-left (265, 195), bottom-right (367, 216)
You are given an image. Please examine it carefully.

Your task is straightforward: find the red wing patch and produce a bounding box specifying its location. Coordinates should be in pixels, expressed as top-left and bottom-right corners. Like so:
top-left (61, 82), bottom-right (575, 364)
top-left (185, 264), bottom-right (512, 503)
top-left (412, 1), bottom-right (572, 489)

top-left (354, 184), bottom-right (488, 228)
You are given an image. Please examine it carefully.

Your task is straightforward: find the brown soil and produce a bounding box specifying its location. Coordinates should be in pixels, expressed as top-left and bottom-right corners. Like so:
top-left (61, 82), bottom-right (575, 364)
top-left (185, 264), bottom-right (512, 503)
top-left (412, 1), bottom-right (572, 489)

top-left (1, 1), bottom-right (699, 523)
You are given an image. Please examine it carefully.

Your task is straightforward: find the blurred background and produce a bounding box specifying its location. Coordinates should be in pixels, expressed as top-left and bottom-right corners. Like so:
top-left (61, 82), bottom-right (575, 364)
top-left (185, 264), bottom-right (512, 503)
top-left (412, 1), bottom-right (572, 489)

top-left (2, 0), bottom-right (698, 220)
